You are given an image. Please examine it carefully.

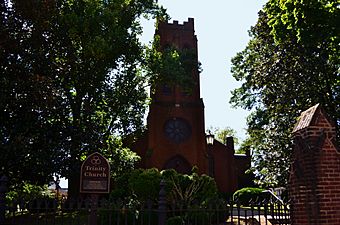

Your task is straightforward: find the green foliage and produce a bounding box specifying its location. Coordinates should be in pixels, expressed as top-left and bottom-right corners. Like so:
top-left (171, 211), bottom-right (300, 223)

top-left (6, 182), bottom-right (50, 205)
top-left (110, 168), bottom-right (162, 202)
top-left (99, 208), bottom-right (158, 225)
top-left (230, 0), bottom-right (339, 187)
top-left (110, 168), bottom-right (218, 206)
top-left (266, 0), bottom-right (339, 48)
top-left (0, 0), bottom-right (165, 189)
top-left (109, 172), bottom-right (132, 200)
top-left (28, 195), bottom-right (57, 213)
top-left (103, 136), bottom-right (140, 179)
top-left (162, 169), bottom-right (218, 205)
top-left (109, 168), bottom-right (222, 225)
top-left (207, 126), bottom-right (240, 149)
top-left (166, 216), bottom-right (184, 225)
top-left (128, 168), bottom-right (162, 201)
top-left (145, 36), bottom-right (201, 93)
top-left (233, 187), bottom-right (265, 205)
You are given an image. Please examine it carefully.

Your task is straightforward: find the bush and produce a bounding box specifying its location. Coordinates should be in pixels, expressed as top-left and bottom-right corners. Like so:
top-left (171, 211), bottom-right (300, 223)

top-left (108, 168), bottom-right (229, 225)
top-left (233, 187), bottom-right (266, 205)
top-left (6, 183), bottom-right (50, 203)
top-left (111, 168), bottom-right (219, 206)
top-left (161, 169), bottom-right (218, 205)
top-left (28, 195), bottom-right (57, 213)
top-left (109, 167), bottom-right (227, 223)
top-left (168, 199), bottom-right (229, 225)
top-left (99, 207), bottom-right (158, 225)
top-left (6, 182), bottom-right (55, 213)
top-left (166, 216), bottom-right (184, 225)
top-left (128, 168), bottom-right (162, 202)
top-left (109, 172), bottom-right (133, 200)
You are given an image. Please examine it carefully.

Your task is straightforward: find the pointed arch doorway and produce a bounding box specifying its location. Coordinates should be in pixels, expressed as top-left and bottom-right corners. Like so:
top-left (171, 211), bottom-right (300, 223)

top-left (163, 155), bottom-right (192, 174)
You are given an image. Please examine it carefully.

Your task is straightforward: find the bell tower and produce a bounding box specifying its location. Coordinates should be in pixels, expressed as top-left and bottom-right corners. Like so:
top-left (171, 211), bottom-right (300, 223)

top-left (145, 18), bottom-right (208, 174)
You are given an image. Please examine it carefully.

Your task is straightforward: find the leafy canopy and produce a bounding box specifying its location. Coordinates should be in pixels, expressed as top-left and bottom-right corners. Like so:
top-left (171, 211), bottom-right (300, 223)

top-left (230, 0), bottom-right (339, 187)
top-left (206, 126), bottom-right (243, 152)
top-left (0, 0), bottom-right (166, 188)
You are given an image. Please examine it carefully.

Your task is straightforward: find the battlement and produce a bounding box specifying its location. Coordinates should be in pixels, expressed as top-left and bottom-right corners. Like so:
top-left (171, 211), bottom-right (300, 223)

top-left (158, 18), bottom-right (194, 31)
top-left (155, 17), bottom-right (197, 50)
top-left (170, 17), bottom-right (194, 27)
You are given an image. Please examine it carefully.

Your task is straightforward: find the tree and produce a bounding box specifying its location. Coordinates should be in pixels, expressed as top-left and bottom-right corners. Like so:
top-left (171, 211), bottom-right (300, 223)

top-left (145, 36), bottom-right (202, 94)
top-left (0, 0), bottom-right (166, 194)
top-left (230, 0), bottom-right (339, 187)
top-left (206, 126), bottom-right (240, 149)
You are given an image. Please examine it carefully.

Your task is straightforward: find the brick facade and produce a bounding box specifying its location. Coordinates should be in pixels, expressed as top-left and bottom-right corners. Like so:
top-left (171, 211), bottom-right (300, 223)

top-left (131, 18), bottom-right (251, 193)
top-left (290, 104), bottom-right (340, 225)
top-left (146, 18), bottom-right (208, 175)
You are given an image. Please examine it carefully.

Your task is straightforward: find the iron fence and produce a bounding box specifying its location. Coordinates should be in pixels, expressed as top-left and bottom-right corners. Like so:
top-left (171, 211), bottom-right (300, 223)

top-left (2, 198), bottom-right (290, 225)
top-left (0, 176), bottom-right (290, 225)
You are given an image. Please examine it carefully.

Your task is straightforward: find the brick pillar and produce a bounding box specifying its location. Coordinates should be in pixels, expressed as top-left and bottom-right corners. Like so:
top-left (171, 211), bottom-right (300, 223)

top-left (290, 104), bottom-right (340, 225)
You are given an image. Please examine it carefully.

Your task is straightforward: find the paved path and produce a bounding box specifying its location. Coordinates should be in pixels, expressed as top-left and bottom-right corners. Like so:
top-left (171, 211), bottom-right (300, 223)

top-left (228, 215), bottom-right (272, 225)
top-left (229, 208), bottom-right (290, 225)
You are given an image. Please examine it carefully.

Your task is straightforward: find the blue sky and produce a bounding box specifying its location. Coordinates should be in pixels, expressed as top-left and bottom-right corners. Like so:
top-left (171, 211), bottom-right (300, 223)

top-left (141, 0), bottom-right (267, 141)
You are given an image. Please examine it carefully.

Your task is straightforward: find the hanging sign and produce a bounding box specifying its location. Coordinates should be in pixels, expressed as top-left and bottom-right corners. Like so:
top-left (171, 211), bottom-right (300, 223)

top-left (80, 152), bottom-right (110, 193)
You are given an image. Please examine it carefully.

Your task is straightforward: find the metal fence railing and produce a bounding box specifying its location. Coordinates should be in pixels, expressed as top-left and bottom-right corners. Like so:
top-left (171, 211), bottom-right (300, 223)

top-left (3, 198), bottom-right (290, 225)
top-left (0, 176), bottom-right (290, 225)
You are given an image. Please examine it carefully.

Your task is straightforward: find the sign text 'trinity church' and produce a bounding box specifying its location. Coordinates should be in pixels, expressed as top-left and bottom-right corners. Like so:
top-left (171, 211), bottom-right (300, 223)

top-left (80, 152), bottom-right (110, 194)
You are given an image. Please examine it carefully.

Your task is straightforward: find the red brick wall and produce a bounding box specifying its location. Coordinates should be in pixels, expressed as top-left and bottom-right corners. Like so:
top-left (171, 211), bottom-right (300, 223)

top-left (290, 105), bottom-right (340, 225)
top-left (210, 140), bottom-right (237, 193)
top-left (146, 100), bottom-right (208, 173)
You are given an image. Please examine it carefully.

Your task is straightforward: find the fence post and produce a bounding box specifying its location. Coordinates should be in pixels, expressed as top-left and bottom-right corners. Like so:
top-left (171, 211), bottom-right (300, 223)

top-left (158, 179), bottom-right (167, 225)
top-left (88, 194), bottom-right (98, 225)
top-left (0, 176), bottom-right (8, 224)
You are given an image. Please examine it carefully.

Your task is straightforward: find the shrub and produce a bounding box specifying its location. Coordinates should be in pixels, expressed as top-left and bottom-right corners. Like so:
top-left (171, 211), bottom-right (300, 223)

top-left (111, 168), bottom-right (219, 206)
top-left (233, 187), bottom-right (266, 205)
top-left (109, 168), bottom-right (228, 225)
top-left (166, 216), bottom-right (184, 225)
top-left (128, 168), bottom-right (162, 202)
top-left (99, 207), bottom-right (158, 225)
top-left (6, 182), bottom-right (54, 212)
top-left (109, 172), bottom-right (133, 200)
top-left (161, 169), bottom-right (218, 206)
top-left (110, 168), bottom-right (162, 202)
top-left (6, 183), bottom-right (50, 203)
top-left (28, 195), bottom-right (57, 213)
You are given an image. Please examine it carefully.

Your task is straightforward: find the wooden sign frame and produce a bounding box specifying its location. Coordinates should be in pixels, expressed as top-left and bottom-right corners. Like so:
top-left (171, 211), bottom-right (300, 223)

top-left (80, 152), bottom-right (110, 194)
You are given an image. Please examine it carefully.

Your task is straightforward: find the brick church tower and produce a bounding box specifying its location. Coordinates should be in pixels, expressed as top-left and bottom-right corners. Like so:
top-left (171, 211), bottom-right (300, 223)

top-left (145, 18), bottom-right (208, 174)
top-left (132, 18), bottom-right (245, 193)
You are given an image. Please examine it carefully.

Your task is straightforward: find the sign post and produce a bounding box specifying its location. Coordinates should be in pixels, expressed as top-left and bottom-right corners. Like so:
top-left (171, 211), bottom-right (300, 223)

top-left (80, 152), bottom-right (110, 225)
